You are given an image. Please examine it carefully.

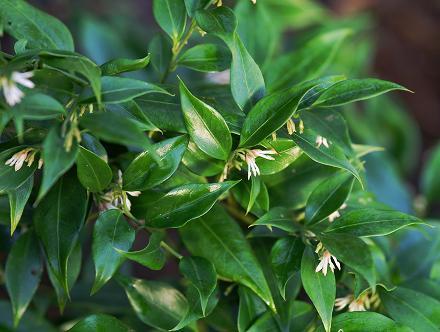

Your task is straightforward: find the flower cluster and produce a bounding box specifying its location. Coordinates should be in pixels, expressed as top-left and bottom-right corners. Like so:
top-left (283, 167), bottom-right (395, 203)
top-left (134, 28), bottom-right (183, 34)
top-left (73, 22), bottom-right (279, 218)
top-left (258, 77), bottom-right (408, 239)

top-left (315, 242), bottom-right (341, 276)
top-left (335, 292), bottom-right (380, 312)
top-left (316, 135), bottom-right (330, 148)
top-left (0, 71), bottom-right (34, 106)
top-left (237, 149), bottom-right (277, 179)
top-left (5, 148), bottom-right (43, 171)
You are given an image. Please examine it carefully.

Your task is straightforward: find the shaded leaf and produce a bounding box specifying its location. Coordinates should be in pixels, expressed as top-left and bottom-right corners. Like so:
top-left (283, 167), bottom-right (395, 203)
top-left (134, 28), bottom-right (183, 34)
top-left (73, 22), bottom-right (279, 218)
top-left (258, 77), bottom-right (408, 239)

top-left (101, 54), bottom-right (150, 76)
top-left (68, 314), bottom-right (134, 332)
top-left (153, 0), bottom-right (187, 43)
top-left (7, 175), bottom-right (33, 235)
top-left (178, 44), bottom-right (230, 72)
top-left (76, 146), bottom-right (112, 192)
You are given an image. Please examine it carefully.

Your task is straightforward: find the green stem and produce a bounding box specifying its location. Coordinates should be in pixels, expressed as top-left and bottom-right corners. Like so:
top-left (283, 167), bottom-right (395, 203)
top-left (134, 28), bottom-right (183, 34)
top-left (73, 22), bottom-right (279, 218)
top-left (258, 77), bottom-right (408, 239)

top-left (160, 241), bottom-right (183, 259)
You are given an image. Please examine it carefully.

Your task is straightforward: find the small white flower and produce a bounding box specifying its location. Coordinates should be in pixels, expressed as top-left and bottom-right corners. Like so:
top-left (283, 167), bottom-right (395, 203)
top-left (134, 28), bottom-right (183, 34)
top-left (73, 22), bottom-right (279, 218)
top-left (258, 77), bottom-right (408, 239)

top-left (329, 203), bottom-right (347, 222)
top-left (335, 295), bottom-right (353, 311)
top-left (299, 120), bottom-right (304, 134)
top-left (251, 0), bottom-right (256, 4)
top-left (38, 157), bottom-right (44, 169)
top-left (316, 135), bottom-right (330, 148)
top-left (238, 149), bottom-right (277, 179)
top-left (127, 191), bottom-right (141, 197)
top-left (315, 242), bottom-right (341, 276)
top-left (5, 148), bottom-right (38, 171)
top-left (286, 118), bottom-right (296, 135)
top-left (1, 71), bottom-right (34, 106)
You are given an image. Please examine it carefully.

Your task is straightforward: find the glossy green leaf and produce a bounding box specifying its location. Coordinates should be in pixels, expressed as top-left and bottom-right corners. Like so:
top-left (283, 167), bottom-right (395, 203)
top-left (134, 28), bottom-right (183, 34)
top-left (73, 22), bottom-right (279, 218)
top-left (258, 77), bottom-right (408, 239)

top-left (34, 172), bottom-right (87, 293)
top-left (246, 312), bottom-right (278, 332)
top-left (237, 286), bottom-right (266, 332)
top-left (92, 210), bottom-right (135, 294)
top-left (105, 101), bottom-right (159, 132)
top-left (247, 176), bottom-right (261, 214)
top-left (153, 0), bottom-right (187, 44)
top-left (117, 276), bottom-right (188, 331)
top-left (301, 246), bottom-right (335, 332)
top-left (380, 287), bottom-right (440, 332)
top-left (7, 175), bottom-right (33, 235)
top-left (250, 207), bottom-right (297, 233)
top-left (76, 146), bottom-right (112, 192)
top-left (313, 78), bottom-right (410, 108)
top-left (184, 0), bottom-right (210, 17)
top-left (265, 29), bottom-right (350, 92)
top-left (115, 231), bottom-right (166, 271)
top-left (231, 179), bottom-right (269, 217)
top-left (0, 0), bottom-right (74, 51)
top-left (179, 256), bottom-right (217, 315)
top-left (179, 78), bottom-right (232, 160)
top-left (319, 233), bottom-right (376, 289)
top-left (37, 126), bottom-right (79, 202)
top-left (289, 301), bottom-right (316, 332)
top-left (148, 34), bottom-right (173, 81)
top-left (80, 76), bottom-right (169, 104)
top-left (101, 54), bottom-right (150, 76)
top-left (123, 136), bottom-right (188, 191)
top-left (182, 140), bottom-right (225, 177)
top-left (178, 44), bottom-right (230, 72)
top-left (132, 181), bottom-right (238, 228)
top-left (68, 314), bottom-right (134, 332)
top-left (324, 208), bottom-right (425, 237)
top-left (305, 172), bottom-right (354, 224)
top-left (180, 205), bottom-right (275, 311)
top-left (0, 147), bottom-right (36, 192)
top-left (258, 139), bottom-right (302, 175)
top-left (5, 231), bottom-right (42, 327)
top-left (12, 93), bottom-right (65, 120)
top-left (195, 6), bottom-right (238, 38)
top-left (421, 143), bottom-right (440, 203)
top-left (270, 237), bottom-right (304, 299)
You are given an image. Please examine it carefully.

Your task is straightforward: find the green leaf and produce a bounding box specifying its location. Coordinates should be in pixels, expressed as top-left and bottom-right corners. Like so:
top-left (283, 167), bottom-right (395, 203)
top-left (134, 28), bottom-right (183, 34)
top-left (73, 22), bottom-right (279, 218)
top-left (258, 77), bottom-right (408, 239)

top-left (0, 0), bottom-right (74, 51)
top-left (250, 207), bottom-right (297, 233)
top-left (76, 146), bottom-right (112, 192)
top-left (34, 172), bottom-right (87, 294)
top-left (270, 237), bottom-right (304, 299)
top-left (80, 76), bottom-right (169, 104)
top-left (258, 139), bottom-right (302, 175)
top-left (380, 287), bottom-right (440, 332)
top-left (132, 181), bottom-right (238, 228)
top-left (178, 44), bottom-right (230, 72)
top-left (421, 143), bottom-right (440, 203)
top-left (37, 126), bottom-right (79, 202)
top-left (115, 231), bottom-right (166, 271)
top-left (179, 78), bottom-right (232, 160)
top-left (289, 301), bottom-right (316, 332)
top-left (317, 312), bottom-right (408, 332)
top-left (105, 101), bottom-right (159, 132)
top-left (231, 180), bottom-right (269, 217)
top-left (305, 172), bottom-right (354, 225)
top-left (265, 29), bottom-right (350, 92)
top-left (92, 210), bottom-right (135, 294)
top-left (182, 140), bottom-right (225, 177)
top-left (184, 0), bottom-right (210, 17)
top-left (301, 246), bottom-right (335, 332)
top-left (237, 286), bottom-right (267, 332)
top-left (313, 78), bottom-right (410, 108)
top-left (319, 233), bottom-right (376, 289)
top-left (12, 93), bottom-right (65, 120)
top-left (148, 34), bottom-right (172, 81)
top-left (68, 314), bottom-right (134, 332)
top-left (80, 111), bottom-right (154, 151)
top-left (7, 175), bottom-right (33, 235)
top-left (179, 256), bottom-right (217, 315)
top-left (5, 231), bottom-right (42, 327)
top-left (324, 208), bottom-right (425, 237)
top-left (195, 7), bottom-right (238, 38)
top-left (117, 276), bottom-right (188, 331)
top-left (0, 147), bottom-right (36, 192)
top-left (246, 176), bottom-right (261, 214)
top-left (123, 136), bottom-right (188, 191)
top-left (180, 205), bottom-right (275, 311)
top-left (101, 54), bottom-right (150, 76)
top-left (239, 81), bottom-right (315, 148)
top-left (153, 0), bottom-right (187, 44)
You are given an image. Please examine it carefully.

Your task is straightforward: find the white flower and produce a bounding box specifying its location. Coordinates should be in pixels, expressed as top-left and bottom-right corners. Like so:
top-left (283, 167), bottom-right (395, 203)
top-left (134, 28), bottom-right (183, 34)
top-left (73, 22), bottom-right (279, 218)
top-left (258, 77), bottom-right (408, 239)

top-left (335, 295), bottom-right (353, 311)
top-left (335, 294), bottom-right (368, 312)
top-left (316, 135), bottom-right (330, 148)
top-left (328, 203), bottom-right (347, 222)
top-left (5, 148), bottom-right (38, 171)
top-left (299, 120), bottom-right (304, 134)
top-left (238, 149), bottom-right (277, 179)
top-left (1, 71), bottom-right (34, 106)
top-left (251, 0), bottom-right (256, 3)
top-left (286, 118), bottom-right (296, 135)
top-left (349, 298), bottom-right (367, 312)
top-left (315, 242), bottom-right (341, 276)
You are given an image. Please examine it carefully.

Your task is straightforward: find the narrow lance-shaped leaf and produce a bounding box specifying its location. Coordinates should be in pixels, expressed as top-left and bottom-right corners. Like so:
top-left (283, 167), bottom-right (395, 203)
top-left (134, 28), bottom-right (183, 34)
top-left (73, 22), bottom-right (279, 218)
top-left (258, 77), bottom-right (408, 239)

top-left (301, 246), bottom-right (335, 332)
top-left (76, 146), bottom-right (112, 192)
top-left (179, 256), bottom-right (217, 316)
top-left (177, 44), bottom-right (231, 72)
top-left (312, 78), bottom-right (410, 108)
top-left (153, 0), bottom-right (187, 44)
top-left (101, 54), bottom-right (150, 76)
top-left (92, 209), bottom-right (135, 294)
top-left (5, 231), bottom-right (43, 327)
top-left (250, 207), bottom-right (298, 233)
top-left (132, 181), bottom-right (239, 228)
top-left (237, 286), bottom-right (267, 332)
top-left (179, 78), bottom-right (232, 160)
top-left (68, 314), bottom-right (135, 332)
top-left (12, 93), bottom-right (66, 120)
top-left (34, 172), bottom-right (87, 293)
top-left (8, 175), bottom-right (33, 235)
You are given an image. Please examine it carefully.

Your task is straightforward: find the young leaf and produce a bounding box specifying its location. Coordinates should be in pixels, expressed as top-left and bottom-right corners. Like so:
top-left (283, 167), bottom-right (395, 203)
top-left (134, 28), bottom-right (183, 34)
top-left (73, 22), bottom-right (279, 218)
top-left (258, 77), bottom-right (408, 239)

top-left (179, 78), bottom-right (232, 160)
top-left (37, 126), bottom-right (79, 202)
top-left (0, 0), bottom-right (74, 51)
top-left (179, 256), bottom-right (217, 315)
top-left (92, 209), bottom-right (135, 294)
top-left (380, 287), bottom-right (440, 332)
top-left (117, 276), bottom-right (188, 331)
top-left (5, 231), bottom-right (43, 327)
top-left (180, 205), bottom-right (275, 311)
top-left (132, 181), bottom-right (238, 228)
top-left (305, 172), bottom-right (354, 225)
top-left (270, 237), bottom-right (304, 299)
top-left (301, 246), bottom-right (335, 332)
top-left (178, 44), bottom-right (231, 72)
top-left (76, 146), bottom-right (112, 192)
top-left (115, 231), bottom-right (166, 271)
top-left (153, 0), bottom-right (187, 44)
top-left (237, 286), bottom-right (267, 332)
top-left (101, 54), bottom-right (150, 76)
top-left (313, 78), bottom-right (410, 108)
top-left (123, 135), bottom-right (188, 191)
top-left (324, 208), bottom-right (426, 237)
top-left (34, 172), bottom-right (87, 293)
top-left (8, 175), bottom-right (33, 235)
top-left (68, 314), bottom-right (134, 332)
